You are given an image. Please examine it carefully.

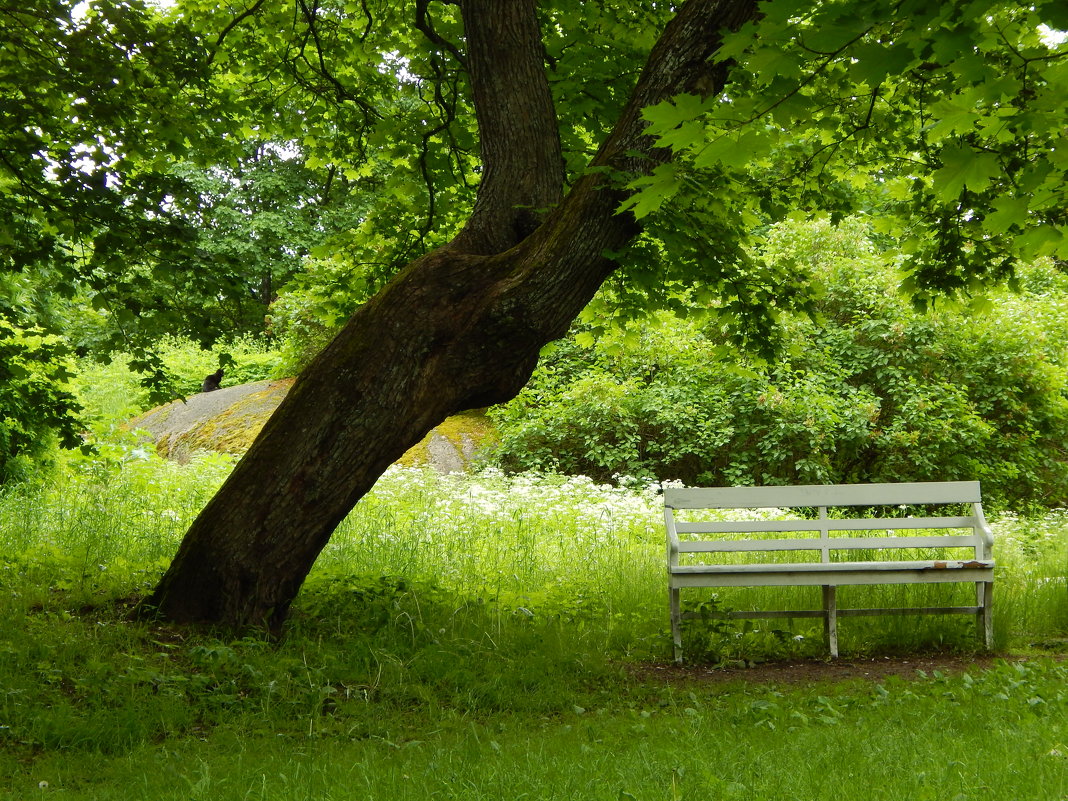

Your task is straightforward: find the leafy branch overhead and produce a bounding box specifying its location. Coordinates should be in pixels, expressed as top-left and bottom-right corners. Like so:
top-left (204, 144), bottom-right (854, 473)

top-left (631, 0), bottom-right (1068, 299)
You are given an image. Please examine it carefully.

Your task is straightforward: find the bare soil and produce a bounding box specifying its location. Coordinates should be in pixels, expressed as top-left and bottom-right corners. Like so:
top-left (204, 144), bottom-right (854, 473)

top-left (628, 652), bottom-right (1061, 687)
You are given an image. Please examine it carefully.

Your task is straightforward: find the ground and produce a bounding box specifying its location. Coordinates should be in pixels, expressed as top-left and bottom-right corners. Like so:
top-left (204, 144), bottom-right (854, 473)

top-left (630, 652), bottom-right (1064, 686)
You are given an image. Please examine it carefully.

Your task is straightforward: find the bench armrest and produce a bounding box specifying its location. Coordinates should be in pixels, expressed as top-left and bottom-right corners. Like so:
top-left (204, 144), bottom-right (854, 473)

top-left (972, 502), bottom-right (995, 557)
top-left (664, 507), bottom-right (680, 562)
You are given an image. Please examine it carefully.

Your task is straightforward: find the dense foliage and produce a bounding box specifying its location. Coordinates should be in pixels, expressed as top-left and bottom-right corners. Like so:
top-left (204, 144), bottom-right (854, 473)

top-left (632, 0), bottom-right (1068, 299)
top-left (0, 319), bottom-right (85, 483)
top-left (490, 219), bottom-right (1068, 511)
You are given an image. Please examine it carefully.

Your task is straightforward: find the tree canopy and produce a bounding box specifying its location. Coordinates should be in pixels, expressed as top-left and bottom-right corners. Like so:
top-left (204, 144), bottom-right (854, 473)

top-left (631, 0), bottom-right (1068, 300)
top-left (4, 0), bottom-right (1066, 343)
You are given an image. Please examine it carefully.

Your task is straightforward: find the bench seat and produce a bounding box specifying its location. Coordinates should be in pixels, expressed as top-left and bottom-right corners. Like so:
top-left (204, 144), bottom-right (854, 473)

top-left (671, 558), bottom-right (994, 580)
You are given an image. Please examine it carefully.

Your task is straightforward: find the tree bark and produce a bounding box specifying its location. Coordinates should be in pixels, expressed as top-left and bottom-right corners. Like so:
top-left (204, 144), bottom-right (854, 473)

top-left (147, 0), bottom-right (757, 631)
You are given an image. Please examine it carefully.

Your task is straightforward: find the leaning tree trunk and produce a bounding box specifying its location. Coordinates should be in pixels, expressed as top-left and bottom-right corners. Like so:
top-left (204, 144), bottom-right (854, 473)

top-left (147, 0), bottom-right (757, 631)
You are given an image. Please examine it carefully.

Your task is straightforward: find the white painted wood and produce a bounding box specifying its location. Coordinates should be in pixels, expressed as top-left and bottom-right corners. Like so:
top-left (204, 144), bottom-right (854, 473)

top-left (978, 581), bottom-right (993, 648)
top-left (671, 559), bottom-right (995, 574)
top-left (665, 481), bottom-right (995, 662)
top-left (823, 585), bottom-right (838, 658)
top-left (669, 566), bottom-right (994, 588)
top-left (682, 605), bottom-right (985, 620)
top-left (669, 585), bottom-right (682, 664)
top-left (677, 534), bottom-right (983, 552)
top-left (674, 516), bottom-right (978, 534)
top-left (665, 481), bottom-right (982, 509)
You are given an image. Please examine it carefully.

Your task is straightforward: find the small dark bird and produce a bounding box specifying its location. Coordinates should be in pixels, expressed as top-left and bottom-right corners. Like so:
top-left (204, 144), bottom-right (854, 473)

top-left (201, 369), bottom-right (224, 392)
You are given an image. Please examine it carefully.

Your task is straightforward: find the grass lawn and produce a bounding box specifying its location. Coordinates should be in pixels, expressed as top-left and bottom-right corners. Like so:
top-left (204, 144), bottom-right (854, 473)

top-left (1, 457), bottom-right (1065, 799)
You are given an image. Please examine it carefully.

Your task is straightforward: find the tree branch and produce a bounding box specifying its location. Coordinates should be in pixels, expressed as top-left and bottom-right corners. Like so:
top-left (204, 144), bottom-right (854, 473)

top-left (291, 0), bottom-right (381, 121)
top-left (414, 0), bottom-right (467, 70)
top-left (448, 0), bottom-right (565, 255)
top-left (205, 0), bottom-right (266, 67)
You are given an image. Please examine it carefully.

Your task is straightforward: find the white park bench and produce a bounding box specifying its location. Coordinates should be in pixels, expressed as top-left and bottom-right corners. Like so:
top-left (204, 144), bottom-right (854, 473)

top-left (664, 481), bottom-right (995, 662)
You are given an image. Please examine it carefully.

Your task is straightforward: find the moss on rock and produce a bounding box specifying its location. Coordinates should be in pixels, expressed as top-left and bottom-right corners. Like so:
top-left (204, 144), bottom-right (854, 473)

top-left (129, 380), bottom-right (496, 471)
top-left (129, 379), bottom-right (294, 463)
top-left (397, 409), bottom-right (497, 471)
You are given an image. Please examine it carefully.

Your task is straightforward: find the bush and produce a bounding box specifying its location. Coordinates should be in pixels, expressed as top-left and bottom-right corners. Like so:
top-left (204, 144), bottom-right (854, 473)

top-left (0, 319), bottom-right (86, 483)
top-left (489, 218), bottom-right (1068, 512)
top-left (155, 335), bottom-right (281, 395)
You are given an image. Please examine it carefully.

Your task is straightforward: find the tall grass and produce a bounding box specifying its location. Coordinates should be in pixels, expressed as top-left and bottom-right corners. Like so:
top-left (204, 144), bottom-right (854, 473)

top-left (0, 442), bottom-right (232, 608)
top-left (2, 450), bottom-right (1064, 660)
top-left (308, 469), bottom-right (668, 655)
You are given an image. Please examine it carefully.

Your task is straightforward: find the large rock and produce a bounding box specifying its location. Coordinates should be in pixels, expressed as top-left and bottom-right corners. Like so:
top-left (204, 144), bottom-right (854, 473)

top-left (129, 379), bottom-right (293, 463)
top-left (129, 379), bottom-right (495, 471)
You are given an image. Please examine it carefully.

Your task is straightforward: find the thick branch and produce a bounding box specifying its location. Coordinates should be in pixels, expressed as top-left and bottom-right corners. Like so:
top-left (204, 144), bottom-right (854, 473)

top-left (449, 0), bottom-right (565, 254)
top-left (594, 0), bottom-right (758, 176)
top-left (501, 0), bottom-right (760, 337)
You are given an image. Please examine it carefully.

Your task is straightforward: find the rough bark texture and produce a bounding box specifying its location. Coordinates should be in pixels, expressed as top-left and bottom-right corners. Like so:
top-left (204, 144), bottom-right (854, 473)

top-left (147, 0), bottom-right (758, 631)
top-left (450, 0), bottom-right (564, 253)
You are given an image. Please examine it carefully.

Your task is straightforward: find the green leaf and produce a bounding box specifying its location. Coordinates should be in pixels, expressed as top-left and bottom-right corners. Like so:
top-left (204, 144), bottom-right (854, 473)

top-left (641, 94), bottom-right (713, 136)
top-left (931, 145), bottom-right (1001, 200)
top-left (927, 98), bottom-right (980, 141)
top-left (983, 196), bottom-right (1029, 235)
top-left (849, 42), bottom-right (915, 84)
top-left (1014, 225), bottom-right (1065, 260)
top-left (745, 47), bottom-right (804, 85)
top-left (803, 25), bottom-right (860, 54)
top-left (618, 163), bottom-right (683, 220)
top-left (693, 128), bottom-right (775, 170)
top-left (653, 120), bottom-right (706, 154)
top-left (712, 23), bottom-right (758, 64)
top-left (574, 331), bottom-right (596, 349)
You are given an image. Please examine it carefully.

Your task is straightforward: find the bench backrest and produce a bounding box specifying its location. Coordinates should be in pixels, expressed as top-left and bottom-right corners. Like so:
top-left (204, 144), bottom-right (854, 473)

top-left (664, 481), bottom-right (993, 563)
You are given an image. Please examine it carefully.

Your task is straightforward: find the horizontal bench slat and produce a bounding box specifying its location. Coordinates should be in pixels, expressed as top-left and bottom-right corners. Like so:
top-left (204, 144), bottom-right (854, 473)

top-left (678, 538), bottom-right (828, 552)
top-left (670, 567), bottom-right (993, 588)
top-left (681, 606), bottom-right (984, 621)
top-left (673, 516), bottom-right (979, 534)
top-left (676, 534), bottom-right (984, 553)
top-left (674, 519), bottom-right (827, 534)
top-left (671, 559), bottom-right (993, 574)
top-left (665, 481), bottom-right (981, 509)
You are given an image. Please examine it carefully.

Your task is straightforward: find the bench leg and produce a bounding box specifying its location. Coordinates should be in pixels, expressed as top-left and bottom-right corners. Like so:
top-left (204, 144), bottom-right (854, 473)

top-left (977, 581), bottom-right (993, 650)
top-left (669, 585), bottom-right (683, 664)
top-left (822, 585), bottom-right (838, 658)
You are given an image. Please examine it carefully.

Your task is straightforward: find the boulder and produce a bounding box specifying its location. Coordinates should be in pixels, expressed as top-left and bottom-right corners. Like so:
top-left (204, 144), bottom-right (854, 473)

top-left (129, 379), bottom-right (494, 472)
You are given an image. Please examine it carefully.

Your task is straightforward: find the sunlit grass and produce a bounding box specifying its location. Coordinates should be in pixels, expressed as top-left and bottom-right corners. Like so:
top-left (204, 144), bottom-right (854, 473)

top-left (0, 453), bottom-right (1066, 799)
top-left (1, 452), bottom-right (1065, 659)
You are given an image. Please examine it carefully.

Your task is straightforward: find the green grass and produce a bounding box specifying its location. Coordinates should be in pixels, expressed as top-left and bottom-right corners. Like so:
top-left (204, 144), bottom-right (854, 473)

top-left (0, 451), bottom-right (1066, 799)
top-left (6, 661), bottom-right (1068, 801)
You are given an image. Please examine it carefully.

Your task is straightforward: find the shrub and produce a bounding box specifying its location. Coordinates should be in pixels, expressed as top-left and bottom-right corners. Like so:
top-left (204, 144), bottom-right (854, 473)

top-left (155, 335), bottom-right (281, 395)
top-left (73, 336), bottom-right (283, 433)
top-left (489, 218), bottom-right (1068, 512)
top-left (0, 319), bottom-right (86, 483)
